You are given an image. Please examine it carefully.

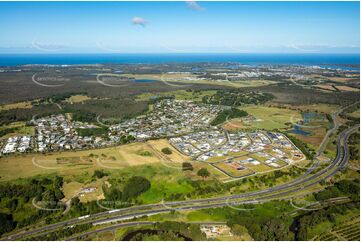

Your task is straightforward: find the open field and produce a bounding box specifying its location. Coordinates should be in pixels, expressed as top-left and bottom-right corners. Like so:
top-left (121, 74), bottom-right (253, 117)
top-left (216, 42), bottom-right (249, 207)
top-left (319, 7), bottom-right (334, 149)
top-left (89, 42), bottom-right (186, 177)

top-left (0, 121), bottom-right (35, 138)
top-left (79, 178), bottom-right (107, 202)
top-left (224, 105), bottom-right (302, 130)
top-left (272, 103), bottom-right (340, 114)
top-left (315, 84), bottom-right (337, 92)
top-left (147, 139), bottom-right (191, 163)
top-left (205, 155), bottom-right (229, 163)
top-left (292, 128), bottom-right (326, 148)
top-left (290, 119), bottom-right (330, 148)
top-left (244, 163), bottom-right (274, 173)
top-left (335, 85), bottom-right (360, 92)
top-left (63, 177), bottom-right (107, 202)
top-left (212, 162), bottom-right (254, 178)
top-left (0, 101), bottom-right (33, 111)
top-left (0, 140), bottom-right (187, 181)
top-left (112, 142), bottom-right (161, 166)
top-left (134, 161), bottom-right (228, 203)
top-left (0, 138), bottom-right (221, 184)
top-left (65, 94), bottom-right (92, 104)
top-left (347, 110), bottom-right (360, 119)
top-left (325, 76), bottom-right (359, 83)
top-left (63, 181), bottom-right (83, 200)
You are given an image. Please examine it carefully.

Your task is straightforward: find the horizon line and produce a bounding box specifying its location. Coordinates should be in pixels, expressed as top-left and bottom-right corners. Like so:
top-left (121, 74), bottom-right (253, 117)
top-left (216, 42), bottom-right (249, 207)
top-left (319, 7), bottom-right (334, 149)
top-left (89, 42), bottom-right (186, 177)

top-left (0, 52), bottom-right (359, 55)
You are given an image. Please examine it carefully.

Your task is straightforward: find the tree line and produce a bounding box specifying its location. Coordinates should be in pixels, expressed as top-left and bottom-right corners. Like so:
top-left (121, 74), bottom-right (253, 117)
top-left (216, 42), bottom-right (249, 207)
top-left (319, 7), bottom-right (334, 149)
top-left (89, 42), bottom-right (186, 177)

top-left (211, 108), bottom-right (248, 126)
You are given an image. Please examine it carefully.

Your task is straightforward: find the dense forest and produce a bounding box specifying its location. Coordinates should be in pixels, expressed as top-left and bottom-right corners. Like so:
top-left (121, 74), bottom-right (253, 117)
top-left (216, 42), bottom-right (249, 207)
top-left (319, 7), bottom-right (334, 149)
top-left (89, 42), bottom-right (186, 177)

top-left (348, 132), bottom-right (360, 161)
top-left (211, 107), bottom-right (248, 126)
top-left (0, 176), bottom-right (65, 235)
top-left (122, 221), bottom-right (207, 241)
top-left (202, 90), bottom-right (274, 106)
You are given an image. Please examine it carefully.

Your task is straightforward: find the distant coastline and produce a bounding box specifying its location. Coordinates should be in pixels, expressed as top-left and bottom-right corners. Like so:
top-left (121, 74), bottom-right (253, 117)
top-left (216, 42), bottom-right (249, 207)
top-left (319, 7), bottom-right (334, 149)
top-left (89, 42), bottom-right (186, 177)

top-left (0, 53), bottom-right (359, 67)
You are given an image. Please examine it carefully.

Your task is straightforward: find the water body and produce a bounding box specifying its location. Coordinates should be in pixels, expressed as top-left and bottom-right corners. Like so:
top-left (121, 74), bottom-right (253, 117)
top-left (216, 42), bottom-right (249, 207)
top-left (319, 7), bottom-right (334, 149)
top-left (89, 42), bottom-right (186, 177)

top-left (0, 53), bottom-right (359, 66)
top-left (289, 111), bottom-right (323, 136)
top-left (302, 112), bottom-right (324, 123)
top-left (289, 125), bottom-right (311, 136)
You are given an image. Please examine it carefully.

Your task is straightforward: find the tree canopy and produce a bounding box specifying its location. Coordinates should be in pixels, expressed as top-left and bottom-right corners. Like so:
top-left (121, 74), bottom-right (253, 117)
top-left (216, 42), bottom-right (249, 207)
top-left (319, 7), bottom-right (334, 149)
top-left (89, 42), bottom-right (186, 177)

top-left (197, 168), bottom-right (210, 179)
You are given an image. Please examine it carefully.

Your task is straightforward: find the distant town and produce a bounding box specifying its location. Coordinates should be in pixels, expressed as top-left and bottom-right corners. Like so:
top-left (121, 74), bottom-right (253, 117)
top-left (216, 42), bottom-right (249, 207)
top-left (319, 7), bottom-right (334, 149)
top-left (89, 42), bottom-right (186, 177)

top-left (0, 99), bottom-right (222, 154)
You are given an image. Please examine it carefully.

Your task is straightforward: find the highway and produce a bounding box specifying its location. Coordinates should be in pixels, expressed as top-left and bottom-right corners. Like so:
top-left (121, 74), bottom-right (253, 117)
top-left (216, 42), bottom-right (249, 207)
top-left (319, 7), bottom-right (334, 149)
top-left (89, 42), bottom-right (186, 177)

top-left (71, 197), bottom-right (351, 240)
top-left (316, 102), bottom-right (357, 157)
top-left (2, 123), bottom-right (358, 240)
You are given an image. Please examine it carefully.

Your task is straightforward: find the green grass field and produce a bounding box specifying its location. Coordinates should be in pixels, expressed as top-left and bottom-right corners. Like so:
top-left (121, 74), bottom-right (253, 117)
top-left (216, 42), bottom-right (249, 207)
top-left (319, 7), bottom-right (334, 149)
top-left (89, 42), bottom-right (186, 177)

top-left (347, 110), bottom-right (360, 119)
top-left (229, 105), bottom-right (302, 130)
top-left (0, 139), bottom-right (188, 182)
top-left (0, 121), bottom-right (35, 138)
top-left (213, 162), bottom-right (254, 178)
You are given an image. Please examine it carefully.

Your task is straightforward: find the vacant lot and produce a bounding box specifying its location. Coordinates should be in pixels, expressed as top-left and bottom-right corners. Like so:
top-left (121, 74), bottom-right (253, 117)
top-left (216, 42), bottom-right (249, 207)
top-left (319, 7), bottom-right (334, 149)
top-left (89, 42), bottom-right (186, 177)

top-left (0, 143), bottom-right (148, 181)
top-left (225, 105), bottom-right (302, 130)
top-left (62, 181), bottom-right (83, 200)
top-left (0, 101), bottom-right (33, 111)
top-left (348, 110), bottom-right (360, 119)
top-left (275, 103), bottom-right (340, 114)
top-left (148, 139), bottom-right (191, 163)
top-left (0, 139), bottom-right (192, 181)
top-left (65, 94), bottom-right (92, 104)
top-left (213, 162), bottom-right (254, 178)
top-left (0, 121), bottom-right (35, 138)
top-left (315, 84), bottom-right (336, 92)
top-left (335, 85), bottom-right (360, 92)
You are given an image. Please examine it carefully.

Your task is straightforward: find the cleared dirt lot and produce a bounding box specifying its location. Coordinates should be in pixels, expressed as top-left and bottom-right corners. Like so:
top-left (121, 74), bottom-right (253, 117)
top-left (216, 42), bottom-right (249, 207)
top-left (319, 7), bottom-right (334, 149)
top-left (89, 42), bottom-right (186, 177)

top-left (148, 138), bottom-right (191, 163)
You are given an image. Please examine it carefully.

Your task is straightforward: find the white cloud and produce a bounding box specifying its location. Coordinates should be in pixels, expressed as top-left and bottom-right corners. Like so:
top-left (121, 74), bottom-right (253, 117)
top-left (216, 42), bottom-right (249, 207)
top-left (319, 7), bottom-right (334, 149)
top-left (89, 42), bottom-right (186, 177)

top-left (286, 44), bottom-right (319, 52)
top-left (132, 16), bottom-right (147, 27)
top-left (186, 1), bottom-right (204, 11)
top-left (31, 39), bottom-right (67, 52)
top-left (286, 43), bottom-right (360, 52)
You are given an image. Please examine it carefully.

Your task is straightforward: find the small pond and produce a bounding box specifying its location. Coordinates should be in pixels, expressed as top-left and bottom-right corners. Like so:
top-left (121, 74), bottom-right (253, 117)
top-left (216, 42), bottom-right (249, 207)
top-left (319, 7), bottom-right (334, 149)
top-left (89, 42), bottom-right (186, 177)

top-left (289, 124), bottom-right (311, 136)
top-left (289, 111), bottom-right (324, 136)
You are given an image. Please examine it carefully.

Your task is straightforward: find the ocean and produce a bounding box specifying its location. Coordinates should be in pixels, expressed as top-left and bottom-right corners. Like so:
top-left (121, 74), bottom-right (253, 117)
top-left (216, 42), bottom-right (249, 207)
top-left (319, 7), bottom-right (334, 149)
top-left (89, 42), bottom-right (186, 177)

top-left (0, 53), bottom-right (359, 68)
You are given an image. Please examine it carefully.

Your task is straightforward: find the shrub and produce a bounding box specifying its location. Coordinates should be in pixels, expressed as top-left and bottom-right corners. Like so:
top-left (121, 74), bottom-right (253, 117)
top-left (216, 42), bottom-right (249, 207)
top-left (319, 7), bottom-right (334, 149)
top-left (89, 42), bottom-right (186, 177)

top-left (161, 147), bottom-right (173, 155)
top-left (182, 162), bottom-right (194, 171)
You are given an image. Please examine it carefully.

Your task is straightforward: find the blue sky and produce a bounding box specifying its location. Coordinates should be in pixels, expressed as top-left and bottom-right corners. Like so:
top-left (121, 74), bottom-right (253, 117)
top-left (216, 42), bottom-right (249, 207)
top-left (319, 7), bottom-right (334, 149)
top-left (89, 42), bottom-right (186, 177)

top-left (0, 1), bottom-right (359, 53)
